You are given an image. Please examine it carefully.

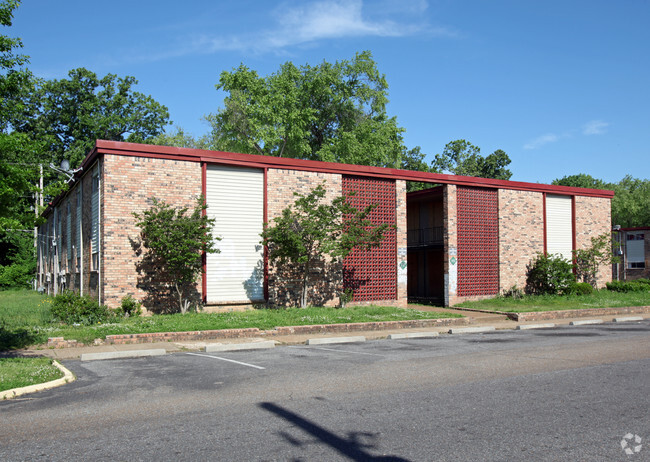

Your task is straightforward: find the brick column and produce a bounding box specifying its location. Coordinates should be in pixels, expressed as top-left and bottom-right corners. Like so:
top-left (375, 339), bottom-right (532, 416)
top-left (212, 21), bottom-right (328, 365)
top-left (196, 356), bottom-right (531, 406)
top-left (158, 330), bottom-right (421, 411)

top-left (443, 184), bottom-right (458, 306)
top-left (395, 180), bottom-right (407, 308)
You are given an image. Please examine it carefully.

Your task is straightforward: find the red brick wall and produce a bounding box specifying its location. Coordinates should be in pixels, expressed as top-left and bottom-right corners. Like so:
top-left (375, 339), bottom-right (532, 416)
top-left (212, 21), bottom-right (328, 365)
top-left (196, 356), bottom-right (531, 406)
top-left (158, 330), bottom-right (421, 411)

top-left (266, 169), bottom-right (343, 306)
top-left (498, 189), bottom-right (545, 293)
top-left (101, 155), bottom-right (202, 309)
top-left (575, 196), bottom-right (612, 287)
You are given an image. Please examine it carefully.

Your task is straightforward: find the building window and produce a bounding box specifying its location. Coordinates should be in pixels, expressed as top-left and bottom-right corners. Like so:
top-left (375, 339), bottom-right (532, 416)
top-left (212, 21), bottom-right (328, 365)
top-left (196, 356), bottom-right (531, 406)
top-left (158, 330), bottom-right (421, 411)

top-left (91, 167), bottom-right (100, 271)
top-left (626, 232), bottom-right (645, 269)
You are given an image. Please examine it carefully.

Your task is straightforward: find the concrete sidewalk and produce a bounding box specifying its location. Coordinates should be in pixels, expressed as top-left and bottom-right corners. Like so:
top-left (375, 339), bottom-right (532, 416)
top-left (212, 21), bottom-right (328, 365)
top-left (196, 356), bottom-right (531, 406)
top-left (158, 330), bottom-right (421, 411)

top-left (17, 305), bottom-right (649, 361)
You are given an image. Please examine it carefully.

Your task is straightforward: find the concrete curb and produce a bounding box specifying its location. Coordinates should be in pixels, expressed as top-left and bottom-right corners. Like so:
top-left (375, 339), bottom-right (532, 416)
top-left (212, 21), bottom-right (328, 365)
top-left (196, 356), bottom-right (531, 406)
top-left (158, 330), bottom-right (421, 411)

top-left (510, 306), bottom-right (650, 322)
top-left (448, 326), bottom-right (497, 334)
top-left (614, 316), bottom-right (644, 322)
top-left (80, 349), bottom-right (167, 362)
top-left (1, 360), bottom-right (75, 400)
top-left (387, 332), bottom-right (439, 339)
top-left (204, 341), bottom-right (276, 352)
top-left (306, 336), bottom-right (366, 345)
top-left (516, 323), bottom-right (556, 330)
top-left (569, 319), bottom-right (603, 326)
top-left (47, 317), bottom-right (470, 348)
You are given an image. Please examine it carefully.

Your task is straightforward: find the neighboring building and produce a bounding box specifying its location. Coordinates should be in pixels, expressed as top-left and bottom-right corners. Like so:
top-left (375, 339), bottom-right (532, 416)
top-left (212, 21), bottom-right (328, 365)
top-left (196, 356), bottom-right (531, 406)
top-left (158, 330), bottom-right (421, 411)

top-left (613, 227), bottom-right (650, 281)
top-left (36, 140), bottom-right (614, 310)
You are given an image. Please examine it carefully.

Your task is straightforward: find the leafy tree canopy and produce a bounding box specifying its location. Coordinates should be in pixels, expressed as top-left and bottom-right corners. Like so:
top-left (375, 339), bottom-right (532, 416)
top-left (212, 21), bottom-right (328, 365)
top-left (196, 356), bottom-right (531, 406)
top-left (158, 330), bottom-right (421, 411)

top-left (400, 145), bottom-right (438, 192)
top-left (11, 67), bottom-right (171, 168)
top-left (206, 51), bottom-right (405, 168)
top-left (551, 173), bottom-right (608, 190)
top-left (432, 139), bottom-right (512, 180)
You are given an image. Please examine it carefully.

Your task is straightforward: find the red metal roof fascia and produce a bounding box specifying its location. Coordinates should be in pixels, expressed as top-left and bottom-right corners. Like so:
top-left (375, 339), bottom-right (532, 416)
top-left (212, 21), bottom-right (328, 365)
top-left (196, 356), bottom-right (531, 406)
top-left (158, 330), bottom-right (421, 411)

top-left (619, 226), bottom-right (650, 231)
top-left (93, 140), bottom-right (615, 198)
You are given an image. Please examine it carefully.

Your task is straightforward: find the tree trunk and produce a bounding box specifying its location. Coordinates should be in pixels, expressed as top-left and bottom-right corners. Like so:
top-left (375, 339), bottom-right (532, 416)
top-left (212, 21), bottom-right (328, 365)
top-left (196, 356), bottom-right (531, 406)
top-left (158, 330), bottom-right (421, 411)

top-left (174, 282), bottom-right (187, 314)
top-left (300, 259), bottom-right (310, 308)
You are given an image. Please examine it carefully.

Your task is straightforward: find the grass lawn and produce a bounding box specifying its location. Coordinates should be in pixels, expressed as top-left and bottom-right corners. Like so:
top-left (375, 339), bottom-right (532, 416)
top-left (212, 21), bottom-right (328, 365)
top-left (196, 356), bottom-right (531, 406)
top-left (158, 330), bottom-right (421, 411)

top-left (0, 357), bottom-right (64, 393)
top-left (456, 290), bottom-right (650, 313)
top-left (0, 289), bottom-right (462, 349)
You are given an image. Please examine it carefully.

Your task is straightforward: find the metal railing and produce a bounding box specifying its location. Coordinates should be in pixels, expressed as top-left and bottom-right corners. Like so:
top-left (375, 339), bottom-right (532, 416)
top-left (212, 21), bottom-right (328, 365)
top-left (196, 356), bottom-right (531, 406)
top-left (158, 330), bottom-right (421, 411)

top-left (407, 226), bottom-right (443, 247)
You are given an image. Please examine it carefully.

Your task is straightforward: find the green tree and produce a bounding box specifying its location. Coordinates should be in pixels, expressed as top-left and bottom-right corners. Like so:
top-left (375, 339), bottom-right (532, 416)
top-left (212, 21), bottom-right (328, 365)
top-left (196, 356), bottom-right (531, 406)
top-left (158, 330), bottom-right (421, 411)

top-left (400, 146), bottom-right (438, 192)
top-left (262, 183), bottom-right (389, 308)
top-left (12, 67), bottom-right (171, 168)
top-left (207, 51), bottom-right (405, 167)
top-left (432, 139), bottom-right (512, 180)
top-left (610, 176), bottom-right (650, 228)
top-left (147, 126), bottom-right (217, 151)
top-left (0, 0), bottom-right (44, 288)
top-left (551, 173), bottom-right (608, 190)
top-left (133, 197), bottom-right (219, 314)
top-left (573, 233), bottom-right (618, 287)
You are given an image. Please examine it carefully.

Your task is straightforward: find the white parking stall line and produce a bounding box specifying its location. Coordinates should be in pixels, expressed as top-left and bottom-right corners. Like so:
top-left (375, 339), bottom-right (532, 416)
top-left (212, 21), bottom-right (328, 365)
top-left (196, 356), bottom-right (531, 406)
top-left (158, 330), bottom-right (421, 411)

top-left (288, 346), bottom-right (385, 357)
top-left (186, 352), bottom-right (266, 370)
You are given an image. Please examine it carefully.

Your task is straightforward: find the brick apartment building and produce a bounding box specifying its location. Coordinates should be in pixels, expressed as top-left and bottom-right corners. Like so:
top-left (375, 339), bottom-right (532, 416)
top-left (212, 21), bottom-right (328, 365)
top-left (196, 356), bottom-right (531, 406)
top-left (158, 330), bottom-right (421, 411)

top-left (36, 140), bottom-right (614, 310)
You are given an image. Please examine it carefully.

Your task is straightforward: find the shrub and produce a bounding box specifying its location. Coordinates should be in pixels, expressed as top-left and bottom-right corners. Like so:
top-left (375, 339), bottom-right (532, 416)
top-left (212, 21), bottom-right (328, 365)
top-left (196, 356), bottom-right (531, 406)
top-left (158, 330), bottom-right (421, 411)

top-left (117, 295), bottom-right (142, 318)
top-left (569, 282), bottom-right (594, 295)
top-left (606, 280), bottom-right (650, 293)
top-left (525, 253), bottom-right (575, 295)
top-left (50, 291), bottom-right (114, 325)
top-left (501, 285), bottom-right (523, 299)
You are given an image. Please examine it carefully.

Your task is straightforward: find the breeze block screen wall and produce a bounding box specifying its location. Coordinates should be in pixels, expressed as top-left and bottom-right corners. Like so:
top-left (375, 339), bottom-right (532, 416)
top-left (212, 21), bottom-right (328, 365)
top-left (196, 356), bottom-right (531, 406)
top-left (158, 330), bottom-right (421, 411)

top-left (456, 186), bottom-right (499, 297)
top-left (342, 175), bottom-right (397, 302)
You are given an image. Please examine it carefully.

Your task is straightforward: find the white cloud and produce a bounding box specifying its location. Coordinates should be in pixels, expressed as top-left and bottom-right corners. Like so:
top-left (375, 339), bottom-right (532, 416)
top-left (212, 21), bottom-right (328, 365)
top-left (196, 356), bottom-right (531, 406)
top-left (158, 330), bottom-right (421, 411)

top-left (151, 0), bottom-right (445, 60)
top-left (524, 133), bottom-right (559, 150)
top-left (582, 120), bottom-right (609, 135)
top-left (524, 119), bottom-right (610, 150)
top-left (267, 0), bottom-right (411, 47)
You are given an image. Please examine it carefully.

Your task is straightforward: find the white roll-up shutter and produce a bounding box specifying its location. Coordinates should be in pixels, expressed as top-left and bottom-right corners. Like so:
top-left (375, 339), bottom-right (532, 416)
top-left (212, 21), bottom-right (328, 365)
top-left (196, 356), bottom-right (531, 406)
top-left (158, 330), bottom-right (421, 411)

top-left (206, 165), bottom-right (264, 303)
top-left (546, 194), bottom-right (573, 261)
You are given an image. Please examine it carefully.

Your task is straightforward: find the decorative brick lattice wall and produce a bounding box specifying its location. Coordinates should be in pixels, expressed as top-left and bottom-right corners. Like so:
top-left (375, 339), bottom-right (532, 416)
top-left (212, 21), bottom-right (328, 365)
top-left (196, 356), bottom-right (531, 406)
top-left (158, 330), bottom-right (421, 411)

top-left (456, 186), bottom-right (499, 296)
top-left (342, 176), bottom-right (397, 301)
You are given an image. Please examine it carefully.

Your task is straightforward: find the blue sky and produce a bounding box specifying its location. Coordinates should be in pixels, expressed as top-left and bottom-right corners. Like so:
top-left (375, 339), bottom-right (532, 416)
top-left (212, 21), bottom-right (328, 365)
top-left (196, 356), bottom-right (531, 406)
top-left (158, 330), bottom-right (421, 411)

top-left (10, 0), bottom-right (649, 185)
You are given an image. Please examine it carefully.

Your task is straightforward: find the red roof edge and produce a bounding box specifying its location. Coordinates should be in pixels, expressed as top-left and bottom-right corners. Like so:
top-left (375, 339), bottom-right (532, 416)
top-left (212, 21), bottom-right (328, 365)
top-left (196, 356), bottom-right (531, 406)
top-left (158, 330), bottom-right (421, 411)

top-left (93, 140), bottom-right (615, 198)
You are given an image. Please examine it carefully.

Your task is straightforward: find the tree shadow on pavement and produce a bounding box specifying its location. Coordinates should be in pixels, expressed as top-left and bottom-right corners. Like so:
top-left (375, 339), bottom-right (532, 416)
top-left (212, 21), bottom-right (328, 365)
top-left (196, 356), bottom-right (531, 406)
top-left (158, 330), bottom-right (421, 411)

top-left (259, 401), bottom-right (410, 461)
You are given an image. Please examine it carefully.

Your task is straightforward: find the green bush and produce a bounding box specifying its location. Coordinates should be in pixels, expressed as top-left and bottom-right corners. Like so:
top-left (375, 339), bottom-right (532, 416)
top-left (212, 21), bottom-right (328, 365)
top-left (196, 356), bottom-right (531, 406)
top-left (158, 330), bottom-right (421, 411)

top-left (525, 253), bottom-right (575, 295)
top-left (569, 282), bottom-right (594, 295)
top-left (118, 295), bottom-right (142, 318)
top-left (606, 280), bottom-right (650, 293)
top-left (50, 291), bottom-right (114, 325)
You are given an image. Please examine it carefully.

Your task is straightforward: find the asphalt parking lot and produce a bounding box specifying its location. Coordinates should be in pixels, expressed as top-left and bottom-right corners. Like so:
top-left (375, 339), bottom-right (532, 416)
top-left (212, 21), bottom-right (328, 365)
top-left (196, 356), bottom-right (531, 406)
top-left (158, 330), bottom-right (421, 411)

top-left (2, 320), bottom-right (649, 461)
